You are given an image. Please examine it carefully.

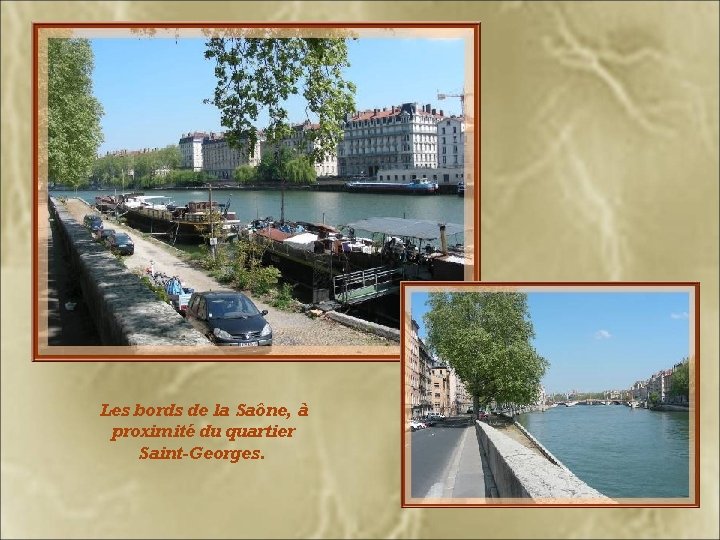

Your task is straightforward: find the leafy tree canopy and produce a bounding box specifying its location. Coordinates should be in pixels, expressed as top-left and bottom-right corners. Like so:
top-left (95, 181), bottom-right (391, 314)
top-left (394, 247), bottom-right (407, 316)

top-left (423, 292), bottom-right (549, 412)
top-left (234, 164), bottom-right (257, 184)
top-left (669, 360), bottom-right (690, 398)
top-left (48, 38), bottom-right (104, 188)
top-left (204, 37), bottom-right (356, 164)
top-left (257, 147), bottom-right (316, 185)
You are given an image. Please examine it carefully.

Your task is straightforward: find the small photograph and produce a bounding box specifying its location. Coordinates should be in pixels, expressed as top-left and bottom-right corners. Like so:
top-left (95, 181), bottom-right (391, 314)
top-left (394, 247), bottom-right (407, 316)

top-left (402, 283), bottom-right (698, 506)
top-left (36, 24), bottom-right (477, 358)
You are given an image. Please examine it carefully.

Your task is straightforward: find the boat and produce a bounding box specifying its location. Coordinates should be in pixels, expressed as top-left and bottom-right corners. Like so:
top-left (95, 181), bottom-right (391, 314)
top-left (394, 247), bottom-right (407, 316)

top-left (243, 216), bottom-right (468, 304)
top-left (345, 178), bottom-right (439, 195)
top-left (457, 181), bottom-right (465, 196)
top-left (118, 194), bottom-right (242, 244)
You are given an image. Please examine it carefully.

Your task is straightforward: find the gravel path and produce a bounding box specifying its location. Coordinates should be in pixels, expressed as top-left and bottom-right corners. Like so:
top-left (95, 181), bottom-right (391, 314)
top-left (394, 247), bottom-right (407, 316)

top-left (61, 198), bottom-right (395, 348)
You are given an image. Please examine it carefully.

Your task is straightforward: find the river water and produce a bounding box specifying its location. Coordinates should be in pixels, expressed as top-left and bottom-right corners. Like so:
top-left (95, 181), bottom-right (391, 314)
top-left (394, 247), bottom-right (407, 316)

top-left (516, 405), bottom-right (690, 498)
top-left (50, 188), bottom-right (467, 244)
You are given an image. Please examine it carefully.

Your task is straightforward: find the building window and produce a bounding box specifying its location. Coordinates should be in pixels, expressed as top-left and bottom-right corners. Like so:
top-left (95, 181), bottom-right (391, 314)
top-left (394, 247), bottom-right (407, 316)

top-left (442, 127), bottom-right (445, 134)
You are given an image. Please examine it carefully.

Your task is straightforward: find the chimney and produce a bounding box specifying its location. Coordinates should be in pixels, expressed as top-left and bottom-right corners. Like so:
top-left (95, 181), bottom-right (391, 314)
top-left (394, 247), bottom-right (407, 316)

top-left (431, 108), bottom-right (436, 115)
top-left (374, 108), bottom-right (378, 115)
top-left (425, 104), bottom-right (431, 113)
top-left (440, 110), bottom-right (444, 116)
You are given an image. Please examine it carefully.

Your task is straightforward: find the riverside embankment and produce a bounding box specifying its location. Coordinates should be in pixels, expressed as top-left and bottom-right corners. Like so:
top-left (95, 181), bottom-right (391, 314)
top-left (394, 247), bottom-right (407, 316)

top-left (474, 419), bottom-right (613, 503)
top-left (46, 197), bottom-right (399, 353)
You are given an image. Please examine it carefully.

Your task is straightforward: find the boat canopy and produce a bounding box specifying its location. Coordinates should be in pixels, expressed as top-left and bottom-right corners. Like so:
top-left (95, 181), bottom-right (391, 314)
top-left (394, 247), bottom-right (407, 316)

top-left (344, 217), bottom-right (467, 240)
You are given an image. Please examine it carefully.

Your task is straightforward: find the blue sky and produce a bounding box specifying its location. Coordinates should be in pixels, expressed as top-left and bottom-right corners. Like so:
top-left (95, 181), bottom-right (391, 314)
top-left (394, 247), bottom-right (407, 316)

top-left (90, 37), bottom-right (466, 154)
top-left (410, 291), bottom-right (692, 394)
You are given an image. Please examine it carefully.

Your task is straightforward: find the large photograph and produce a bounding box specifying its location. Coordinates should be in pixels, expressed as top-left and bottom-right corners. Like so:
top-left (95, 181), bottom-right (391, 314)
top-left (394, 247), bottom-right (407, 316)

top-left (35, 24), bottom-right (478, 358)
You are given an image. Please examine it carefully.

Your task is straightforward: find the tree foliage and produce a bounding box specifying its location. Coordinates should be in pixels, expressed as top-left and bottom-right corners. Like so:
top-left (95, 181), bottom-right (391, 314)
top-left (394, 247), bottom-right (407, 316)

top-left (256, 147), bottom-right (316, 185)
top-left (204, 37), bottom-right (356, 164)
top-left (669, 360), bottom-right (690, 399)
top-left (234, 164), bottom-right (257, 184)
top-left (423, 292), bottom-right (549, 412)
top-left (90, 146), bottom-right (186, 188)
top-left (48, 38), bottom-right (104, 188)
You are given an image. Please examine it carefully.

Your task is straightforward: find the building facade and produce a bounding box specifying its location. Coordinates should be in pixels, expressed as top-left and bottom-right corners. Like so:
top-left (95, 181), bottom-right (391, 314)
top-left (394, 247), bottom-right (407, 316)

top-left (449, 368), bottom-right (472, 416)
top-left (338, 102), bottom-right (445, 178)
top-left (430, 363), bottom-right (451, 416)
top-left (202, 132), bottom-right (262, 179)
top-left (178, 132), bottom-right (207, 171)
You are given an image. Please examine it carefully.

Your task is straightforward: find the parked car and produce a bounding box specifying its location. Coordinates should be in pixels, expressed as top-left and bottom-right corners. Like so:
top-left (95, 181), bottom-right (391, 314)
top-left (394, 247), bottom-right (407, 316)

top-left (410, 420), bottom-right (426, 432)
top-left (185, 291), bottom-right (272, 346)
top-left (466, 408), bottom-right (474, 414)
top-left (83, 214), bottom-right (104, 233)
top-left (426, 413), bottom-right (445, 423)
top-left (96, 228), bottom-right (115, 244)
top-left (478, 410), bottom-right (490, 421)
top-left (107, 232), bottom-right (134, 255)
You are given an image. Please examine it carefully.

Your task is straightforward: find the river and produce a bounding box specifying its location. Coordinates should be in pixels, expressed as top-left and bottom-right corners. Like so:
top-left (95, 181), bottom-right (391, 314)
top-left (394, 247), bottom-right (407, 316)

top-left (516, 405), bottom-right (690, 499)
top-left (50, 188), bottom-right (467, 244)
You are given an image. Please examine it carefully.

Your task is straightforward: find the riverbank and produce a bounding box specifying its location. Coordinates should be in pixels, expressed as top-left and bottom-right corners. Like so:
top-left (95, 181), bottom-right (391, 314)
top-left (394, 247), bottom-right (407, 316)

top-left (48, 197), bottom-right (399, 352)
top-left (50, 178), bottom-right (462, 195)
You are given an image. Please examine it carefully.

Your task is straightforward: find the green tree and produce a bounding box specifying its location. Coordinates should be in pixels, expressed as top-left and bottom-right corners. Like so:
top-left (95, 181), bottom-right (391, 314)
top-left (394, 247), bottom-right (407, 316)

top-left (648, 392), bottom-right (661, 407)
top-left (669, 360), bottom-right (690, 401)
top-left (48, 38), bottom-right (104, 189)
top-left (204, 36), bottom-right (356, 164)
top-left (234, 164), bottom-right (257, 184)
top-left (423, 292), bottom-right (549, 415)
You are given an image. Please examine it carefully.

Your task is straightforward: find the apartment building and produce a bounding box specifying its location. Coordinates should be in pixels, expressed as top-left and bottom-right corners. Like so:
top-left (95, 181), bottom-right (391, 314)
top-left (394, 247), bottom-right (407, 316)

top-left (178, 131), bottom-right (206, 171)
top-left (436, 116), bottom-right (466, 185)
top-left (202, 132), bottom-right (262, 179)
top-left (431, 362), bottom-right (451, 416)
top-left (405, 319), bottom-right (421, 423)
top-left (449, 368), bottom-right (472, 416)
top-left (338, 102), bottom-right (445, 178)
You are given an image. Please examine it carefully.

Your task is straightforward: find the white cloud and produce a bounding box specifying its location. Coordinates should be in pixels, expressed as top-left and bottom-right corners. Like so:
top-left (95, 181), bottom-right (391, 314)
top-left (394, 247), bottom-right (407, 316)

top-left (594, 329), bottom-right (612, 340)
top-left (670, 312), bottom-right (689, 320)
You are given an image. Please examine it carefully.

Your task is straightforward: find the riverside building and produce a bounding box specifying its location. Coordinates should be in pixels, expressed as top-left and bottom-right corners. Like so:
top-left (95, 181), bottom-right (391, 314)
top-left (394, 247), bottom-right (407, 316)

top-left (338, 103), bottom-right (445, 178)
top-left (178, 131), bottom-right (207, 171)
top-left (201, 132), bottom-right (262, 180)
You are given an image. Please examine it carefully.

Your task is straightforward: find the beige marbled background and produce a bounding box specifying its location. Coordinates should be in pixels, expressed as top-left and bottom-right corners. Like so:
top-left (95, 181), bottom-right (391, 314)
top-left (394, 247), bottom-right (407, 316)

top-left (1, 1), bottom-right (718, 538)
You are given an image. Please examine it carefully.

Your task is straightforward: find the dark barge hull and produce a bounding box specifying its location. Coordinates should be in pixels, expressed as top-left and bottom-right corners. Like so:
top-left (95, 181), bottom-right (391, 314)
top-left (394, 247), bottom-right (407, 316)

top-left (121, 208), bottom-right (228, 244)
top-left (345, 182), bottom-right (439, 195)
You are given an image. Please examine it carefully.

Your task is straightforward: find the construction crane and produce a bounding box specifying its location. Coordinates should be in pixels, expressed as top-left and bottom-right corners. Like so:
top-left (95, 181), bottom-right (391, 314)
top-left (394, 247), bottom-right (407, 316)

top-left (437, 91), bottom-right (465, 117)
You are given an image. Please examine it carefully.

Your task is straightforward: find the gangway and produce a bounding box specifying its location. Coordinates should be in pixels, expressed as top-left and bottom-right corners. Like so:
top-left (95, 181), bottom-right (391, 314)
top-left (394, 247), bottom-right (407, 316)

top-left (333, 266), bottom-right (404, 305)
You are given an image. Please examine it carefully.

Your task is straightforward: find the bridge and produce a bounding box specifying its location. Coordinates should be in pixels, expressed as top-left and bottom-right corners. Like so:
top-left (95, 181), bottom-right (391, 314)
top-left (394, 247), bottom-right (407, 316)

top-left (332, 266), bottom-right (404, 305)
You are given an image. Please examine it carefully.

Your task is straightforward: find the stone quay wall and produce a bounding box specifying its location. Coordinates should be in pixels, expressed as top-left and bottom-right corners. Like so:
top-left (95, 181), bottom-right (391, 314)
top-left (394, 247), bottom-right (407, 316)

top-left (474, 420), bottom-right (613, 502)
top-left (49, 197), bottom-right (209, 346)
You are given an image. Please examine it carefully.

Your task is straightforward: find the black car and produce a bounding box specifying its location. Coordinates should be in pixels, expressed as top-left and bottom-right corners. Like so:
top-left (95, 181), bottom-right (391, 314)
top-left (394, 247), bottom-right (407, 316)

top-left (83, 214), bottom-right (104, 233)
top-left (107, 232), bottom-right (134, 255)
top-left (185, 291), bottom-right (272, 346)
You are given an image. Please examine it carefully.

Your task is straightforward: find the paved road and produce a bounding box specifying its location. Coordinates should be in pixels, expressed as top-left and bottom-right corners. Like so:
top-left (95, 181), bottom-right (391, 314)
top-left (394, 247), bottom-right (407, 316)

top-left (57, 198), bottom-right (394, 348)
top-left (410, 416), bottom-right (473, 498)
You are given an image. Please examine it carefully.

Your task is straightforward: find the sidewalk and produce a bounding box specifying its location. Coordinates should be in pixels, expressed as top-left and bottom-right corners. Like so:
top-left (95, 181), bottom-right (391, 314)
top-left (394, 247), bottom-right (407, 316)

top-left (436, 424), bottom-right (499, 499)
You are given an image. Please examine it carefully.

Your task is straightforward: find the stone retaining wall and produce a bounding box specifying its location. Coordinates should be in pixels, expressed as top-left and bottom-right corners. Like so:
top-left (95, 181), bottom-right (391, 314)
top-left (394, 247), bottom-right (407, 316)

top-left (475, 420), bottom-right (613, 502)
top-left (49, 197), bottom-right (210, 346)
top-left (324, 311), bottom-right (400, 342)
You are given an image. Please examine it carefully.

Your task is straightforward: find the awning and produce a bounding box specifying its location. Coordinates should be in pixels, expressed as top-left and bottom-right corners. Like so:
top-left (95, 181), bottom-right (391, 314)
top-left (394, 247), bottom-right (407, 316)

top-left (344, 217), bottom-right (467, 240)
